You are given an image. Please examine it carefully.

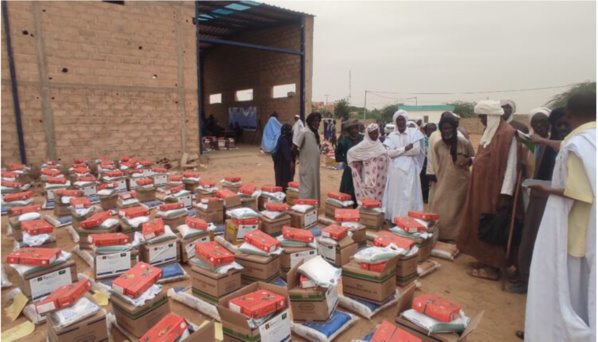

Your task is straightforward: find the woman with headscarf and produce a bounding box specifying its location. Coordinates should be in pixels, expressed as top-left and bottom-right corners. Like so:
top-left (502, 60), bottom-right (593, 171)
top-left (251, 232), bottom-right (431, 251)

top-left (429, 116), bottom-right (475, 241)
top-left (261, 112), bottom-right (283, 153)
top-left (347, 123), bottom-right (390, 202)
top-left (382, 110), bottom-right (426, 220)
top-left (336, 119), bottom-right (363, 207)
top-left (273, 124), bottom-right (295, 192)
top-left (292, 112), bottom-right (322, 202)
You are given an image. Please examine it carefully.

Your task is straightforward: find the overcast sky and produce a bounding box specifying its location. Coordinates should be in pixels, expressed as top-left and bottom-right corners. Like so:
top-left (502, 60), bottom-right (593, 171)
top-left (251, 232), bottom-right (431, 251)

top-left (267, 1), bottom-right (596, 114)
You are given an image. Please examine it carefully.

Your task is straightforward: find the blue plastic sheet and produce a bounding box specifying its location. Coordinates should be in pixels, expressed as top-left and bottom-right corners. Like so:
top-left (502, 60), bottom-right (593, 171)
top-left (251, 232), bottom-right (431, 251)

top-left (362, 332), bottom-right (374, 341)
top-left (309, 226), bottom-right (323, 237)
top-left (160, 263), bottom-right (185, 279)
top-left (1, 206), bottom-right (7, 215)
top-left (272, 277), bottom-right (287, 287)
top-left (142, 200), bottom-right (163, 209)
top-left (261, 116), bottom-right (283, 153)
top-left (302, 311), bottom-right (352, 338)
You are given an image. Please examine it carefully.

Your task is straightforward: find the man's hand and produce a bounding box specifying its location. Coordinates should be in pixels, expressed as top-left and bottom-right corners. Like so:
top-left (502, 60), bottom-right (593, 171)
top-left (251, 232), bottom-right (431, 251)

top-left (529, 133), bottom-right (545, 145)
top-left (497, 194), bottom-right (513, 215)
top-left (427, 175), bottom-right (437, 183)
top-left (405, 143), bottom-right (414, 151)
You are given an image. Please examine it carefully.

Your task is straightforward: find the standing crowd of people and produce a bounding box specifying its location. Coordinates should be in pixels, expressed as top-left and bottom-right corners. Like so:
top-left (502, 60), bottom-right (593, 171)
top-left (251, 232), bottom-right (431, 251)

top-left (270, 93), bottom-right (596, 341)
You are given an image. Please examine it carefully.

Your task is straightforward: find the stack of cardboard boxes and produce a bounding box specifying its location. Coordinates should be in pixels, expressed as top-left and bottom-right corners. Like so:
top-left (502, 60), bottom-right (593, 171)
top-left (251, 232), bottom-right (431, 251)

top-left (126, 169), bottom-right (144, 191)
top-left (218, 188), bottom-right (242, 215)
top-left (19, 218), bottom-right (57, 249)
top-left (76, 211), bottom-right (119, 250)
top-left (335, 209), bottom-right (367, 248)
top-left (286, 181), bottom-right (300, 205)
top-left (150, 167), bottom-right (168, 188)
top-left (54, 190), bottom-right (83, 218)
top-left (317, 225), bottom-right (357, 267)
top-left (258, 185), bottom-right (285, 211)
top-left (7, 204), bottom-right (42, 242)
top-left (119, 206), bottom-right (150, 240)
top-left (117, 191), bottom-right (139, 209)
top-left (221, 176), bottom-right (242, 193)
top-left (156, 202), bottom-right (188, 231)
top-left (182, 171), bottom-right (201, 192)
top-left (139, 218), bottom-right (181, 266)
top-left (196, 197), bottom-right (225, 226)
top-left (325, 192), bottom-right (354, 219)
top-left (341, 254), bottom-right (399, 306)
top-left (191, 241), bottom-right (242, 304)
top-left (289, 199), bottom-right (318, 229)
top-left (97, 182), bottom-right (119, 210)
top-left (279, 227), bottom-right (317, 281)
top-left (374, 232), bottom-right (418, 287)
top-left (73, 175), bottom-right (98, 198)
top-left (177, 217), bottom-right (211, 263)
top-left (101, 170), bottom-right (127, 192)
top-left (69, 197), bottom-right (95, 229)
top-left (135, 177), bottom-right (156, 202)
top-left (260, 202), bottom-right (291, 237)
top-left (358, 198), bottom-right (384, 231)
top-left (195, 179), bottom-right (217, 200)
top-left (89, 232), bottom-right (137, 280)
top-left (235, 230), bottom-right (282, 284)
top-left (238, 184), bottom-right (259, 211)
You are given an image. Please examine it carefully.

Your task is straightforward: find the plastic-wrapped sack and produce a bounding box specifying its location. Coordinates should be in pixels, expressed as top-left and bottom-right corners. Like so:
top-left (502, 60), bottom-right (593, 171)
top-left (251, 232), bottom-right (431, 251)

top-left (157, 263), bottom-right (188, 284)
top-left (238, 242), bottom-right (283, 257)
top-left (389, 227), bottom-right (433, 240)
top-left (221, 179), bottom-right (241, 187)
top-left (326, 198), bottom-right (354, 208)
top-left (22, 233), bottom-right (52, 247)
top-left (50, 297), bottom-right (100, 328)
top-left (6, 199), bottom-right (34, 207)
top-left (260, 210), bottom-right (288, 220)
top-left (401, 308), bottom-right (470, 333)
top-left (228, 208), bottom-right (260, 220)
top-left (18, 212), bottom-right (41, 222)
top-left (99, 218), bottom-right (119, 230)
top-left (214, 236), bottom-right (239, 253)
top-left (291, 204), bottom-right (315, 214)
top-left (74, 181), bottom-right (97, 188)
top-left (297, 256), bottom-right (341, 288)
top-left (167, 287), bottom-right (220, 321)
top-left (178, 223), bottom-right (216, 239)
top-left (357, 206), bottom-right (383, 214)
top-left (277, 235), bottom-right (316, 248)
top-left (338, 290), bottom-right (399, 319)
top-left (431, 242), bottom-right (460, 261)
top-left (291, 310), bottom-right (359, 342)
top-left (353, 246), bottom-right (401, 264)
top-left (261, 191), bottom-right (286, 202)
top-left (24, 302), bottom-right (46, 325)
top-left (1, 264), bottom-right (12, 288)
top-left (123, 216), bottom-right (150, 229)
top-left (135, 225), bottom-right (177, 245)
top-left (413, 218), bottom-right (438, 230)
top-left (111, 284), bottom-right (162, 307)
top-left (97, 188), bottom-right (116, 197)
top-left (72, 245), bottom-right (94, 267)
top-left (71, 206), bottom-right (97, 219)
top-left (189, 257), bottom-right (243, 275)
top-left (156, 208), bottom-right (188, 219)
top-left (10, 251), bottom-right (71, 277)
top-left (417, 260), bottom-right (441, 277)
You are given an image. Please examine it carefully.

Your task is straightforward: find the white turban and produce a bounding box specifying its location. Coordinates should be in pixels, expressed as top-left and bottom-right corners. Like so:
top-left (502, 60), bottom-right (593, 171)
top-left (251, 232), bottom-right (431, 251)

top-left (529, 107), bottom-right (551, 120)
top-left (500, 99), bottom-right (517, 122)
top-left (366, 123), bottom-right (379, 133)
top-left (476, 100), bottom-right (505, 148)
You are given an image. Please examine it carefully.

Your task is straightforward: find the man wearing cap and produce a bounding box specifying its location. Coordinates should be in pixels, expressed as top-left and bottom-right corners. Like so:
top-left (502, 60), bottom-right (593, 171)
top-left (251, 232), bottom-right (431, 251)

top-left (292, 114), bottom-right (305, 144)
top-left (457, 100), bottom-right (521, 281)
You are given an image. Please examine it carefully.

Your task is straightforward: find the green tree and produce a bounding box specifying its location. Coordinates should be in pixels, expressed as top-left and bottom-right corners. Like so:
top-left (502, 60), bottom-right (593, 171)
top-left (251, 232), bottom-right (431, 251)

top-left (448, 101), bottom-right (476, 118)
top-left (379, 104), bottom-right (398, 122)
top-left (334, 99), bottom-right (351, 121)
top-left (545, 81), bottom-right (596, 109)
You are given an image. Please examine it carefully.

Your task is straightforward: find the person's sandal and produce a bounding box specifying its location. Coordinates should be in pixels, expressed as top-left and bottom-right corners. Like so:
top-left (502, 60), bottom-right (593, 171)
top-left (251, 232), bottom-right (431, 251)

top-left (467, 267), bottom-right (499, 281)
top-left (515, 330), bottom-right (524, 340)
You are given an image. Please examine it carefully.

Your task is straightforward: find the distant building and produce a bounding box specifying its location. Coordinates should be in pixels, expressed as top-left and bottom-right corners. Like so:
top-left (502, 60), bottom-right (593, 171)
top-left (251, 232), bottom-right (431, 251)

top-left (397, 105), bottom-right (455, 124)
top-left (312, 101), bottom-right (335, 116)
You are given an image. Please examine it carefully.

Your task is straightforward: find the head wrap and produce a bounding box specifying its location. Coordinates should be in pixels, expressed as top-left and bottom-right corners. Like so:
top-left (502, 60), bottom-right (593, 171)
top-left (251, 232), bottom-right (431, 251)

top-left (344, 119), bottom-right (360, 131)
top-left (347, 124), bottom-right (388, 164)
top-left (407, 121), bottom-right (417, 128)
top-left (500, 99), bottom-right (516, 122)
top-left (366, 123), bottom-right (379, 133)
top-left (306, 112), bottom-right (322, 146)
top-left (439, 116), bottom-right (459, 162)
top-left (528, 107), bottom-right (551, 123)
top-left (281, 124), bottom-right (293, 137)
top-left (476, 100), bottom-right (504, 148)
top-left (392, 110), bottom-right (408, 132)
top-left (294, 114), bottom-right (300, 119)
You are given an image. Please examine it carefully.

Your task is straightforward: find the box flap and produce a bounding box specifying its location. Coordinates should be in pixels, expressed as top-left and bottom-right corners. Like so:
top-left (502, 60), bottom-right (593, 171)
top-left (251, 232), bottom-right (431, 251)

top-left (382, 254), bottom-right (401, 273)
top-left (187, 320), bottom-right (215, 342)
top-left (336, 235), bottom-right (354, 248)
top-left (459, 311), bottom-right (484, 341)
top-left (395, 282), bottom-right (417, 316)
top-left (286, 259), bottom-right (303, 289)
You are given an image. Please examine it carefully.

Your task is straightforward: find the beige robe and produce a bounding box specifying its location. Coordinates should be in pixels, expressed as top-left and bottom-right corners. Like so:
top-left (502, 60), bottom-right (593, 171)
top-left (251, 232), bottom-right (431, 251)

top-left (293, 127), bottom-right (321, 203)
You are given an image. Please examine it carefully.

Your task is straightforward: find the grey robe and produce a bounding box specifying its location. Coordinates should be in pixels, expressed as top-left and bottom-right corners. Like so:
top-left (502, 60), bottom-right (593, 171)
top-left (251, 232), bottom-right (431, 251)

top-left (293, 127), bottom-right (321, 203)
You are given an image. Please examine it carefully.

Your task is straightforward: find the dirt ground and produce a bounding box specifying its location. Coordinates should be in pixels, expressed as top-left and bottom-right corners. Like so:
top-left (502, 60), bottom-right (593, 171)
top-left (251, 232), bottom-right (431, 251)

top-left (1, 134), bottom-right (525, 341)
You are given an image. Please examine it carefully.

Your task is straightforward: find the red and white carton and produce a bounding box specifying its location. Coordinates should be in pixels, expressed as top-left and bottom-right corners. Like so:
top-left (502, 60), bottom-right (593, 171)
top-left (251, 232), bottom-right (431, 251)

top-left (328, 192), bottom-right (351, 201)
top-left (73, 167), bottom-right (91, 175)
top-left (299, 274), bottom-right (316, 289)
top-left (394, 217), bottom-right (426, 233)
top-left (89, 232), bottom-right (130, 247)
top-left (8, 163), bottom-right (27, 171)
top-left (231, 217), bottom-right (259, 226)
top-left (77, 176), bottom-right (97, 182)
top-left (238, 184), bottom-right (257, 196)
top-left (136, 178), bottom-right (154, 186)
top-left (243, 230), bottom-right (281, 253)
top-left (374, 231), bottom-right (415, 250)
top-left (196, 241), bottom-right (235, 267)
top-left (139, 160), bottom-right (153, 167)
top-left (111, 262), bottom-right (162, 299)
top-left (168, 185), bottom-right (184, 194)
top-left (282, 226), bottom-right (314, 243)
top-left (22, 219), bottom-right (54, 235)
top-left (294, 199), bottom-right (318, 206)
top-left (408, 211), bottom-right (440, 221)
top-left (261, 185), bottom-right (283, 193)
top-left (152, 167), bottom-right (167, 174)
top-left (119, 191), bottom-right (137, 200)
top-left (70, 197), bottom-right (91, 209)
top-left (225, 176), bottom-right (241, 183)
top-left (45, 177), bottom-right (67, 185)
top-left (142, 218), bottom-right (165, 240)
top-left (4, 190), bottom-right (34, 202)
top-left (335, 209), bottom-right (360, 222)
top-left (169, 175), bottom-right (183, 182)
top-left (360, 198), bottom-right (382, 209)
top-left (99, 163), bottom-right (116, 170)
top-left (119, 207), bottom-right (150, 219)
top-left (105, 171), bottom-right (125, 178)
top-left (96, 183), bottom-right (117, 191)
top-left (120, 155), bottom-right (130, 162)
top-left (228, 289), bottom-right (287, 319)
top-left (41, 169), bottom-right (62, 177)
top-left (35, 279), bottom-right (91, 315)
top-left (6, 247), bottom-right (61, 266)
top-left (80, 211), bottom-right (112, 229)
top-left (9, 204), bottom-right (41, 216)
top-left (322, 224), bottom-right (348, 240)
top-left (264, 202), bottom-right (290, 212)
top-left (288, 181), bottom-right (299, 189)
top-left (1, 180), bottom-right (23, 188)
top-left (186, 217), bottom-right (208, 230)
top-left (1, 171), bottom-right (19, 180)
top-left (199, 179), bottom-right (214, 188)
top-left (72, 163), bottom-right (87, 169)
top-left (182, 171), bottom-right (200, 179)
top-left (216, 189), bottom-right (237, 199)
top-left (139, 313), bottom-right (189, 342)
top-left (412, 294), bottom-right (462, 323)
top-left (360, 261), bottom-right (388, 273)
top-left (56, 189), bottom-right (83, 198)
top-left (371, 320), bottom-right (396, 342)
top-left (74, 158), bottom-right (89, 164)
top-left (159, 202), bottom-right (184, 211)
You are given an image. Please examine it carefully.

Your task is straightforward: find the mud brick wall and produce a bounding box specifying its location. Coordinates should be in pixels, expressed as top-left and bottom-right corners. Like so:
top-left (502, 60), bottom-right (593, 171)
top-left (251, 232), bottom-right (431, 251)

top-left (1, 1), bottom-right (313, 166)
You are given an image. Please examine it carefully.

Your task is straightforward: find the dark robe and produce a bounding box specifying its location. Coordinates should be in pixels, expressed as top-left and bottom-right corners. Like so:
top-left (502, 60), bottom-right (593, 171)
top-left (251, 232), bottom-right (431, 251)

top-left (336, 134), bottom-right (363, 207)
top-left (273, 135), bottom-right (295, 192)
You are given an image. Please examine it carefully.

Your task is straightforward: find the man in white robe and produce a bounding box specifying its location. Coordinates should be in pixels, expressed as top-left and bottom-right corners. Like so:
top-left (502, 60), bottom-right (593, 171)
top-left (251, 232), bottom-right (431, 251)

top-left (293, 114), bottom-right (305, 143)
top-left (382, 110), bottom-right (425, 221)
top-left (524, 92), bottom-right (595, 342)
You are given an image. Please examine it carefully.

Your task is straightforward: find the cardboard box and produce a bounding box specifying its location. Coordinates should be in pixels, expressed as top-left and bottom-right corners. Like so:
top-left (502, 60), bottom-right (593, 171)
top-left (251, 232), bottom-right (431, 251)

top-left (139, 313), bottom-right (188, 342)
top-left (7, 247), bottom-right (61, 266)
top-left (397, 272), bottom-right (419, 287)
top-left (287, 260), bottom-right (338, 322)
top-left (228, 289), bottom-right (286, 319)
top-left (322, 224), bottom-right (349, 240)
top-left (243, 230), bottom-right (281, 253)
top-left (325, 201), bottom-right (345, 219)
top-left (217, 282), bottom-right (291, 342)
top-left (93, 250), bottom-right (138, 280)
top-left (196, 207), bottom-right (224, 225)
top-left (394, 311), bottom-right (484, 342)
top-left (54, 203), bottom-right (72, 218)
top-left (225, 219), bottom-right (258, 245)
top-left (142, 218), bottom-right (166, 240)
top-left (347, 223), bottom-right (367, 246)
top-left (179, 232), bottom-right (211, 263)
top-left (191, 265), bottom-right (242, 303)
top-left (99, 193), bottom-right (118, 210)
top-left (235, 252), bottom-right (281, 284)
top-left (112, 289), bottom-right (170, 338)
top-left (21, 259), bottom-right (77, 301)
top-left (139, 238), bottom-right (181, 266)
top-left (397, 254), bottom-right (419, 278)
top-left (223, 184), bottom-right (242, 194)
top-left (316, 236), bottom-right (358, 267)
top-left (359, 209), bottom-right (384, 230)
top-left (75, 224), bottom-right (120, 250)
top-left (161, 212), bottom-right (189, 232)
top-left (47, 308), bottom-right (108, 342)
top-left (341, 256), bottom-right (398, 305)
top-left (285, 190), bottom-right (299, 205)
top-left (112, 262), bottom-right (162, 298)
top-left (240, 196), bottom-right (258, 211)
top-left (289, 208), bottom-right (318, 229)
top-left (281, 246), bottom-right (318, 272)
top-left (217, 189), bottom-right (241, 207)
top-left (136, 187), bottom-right (156, 202)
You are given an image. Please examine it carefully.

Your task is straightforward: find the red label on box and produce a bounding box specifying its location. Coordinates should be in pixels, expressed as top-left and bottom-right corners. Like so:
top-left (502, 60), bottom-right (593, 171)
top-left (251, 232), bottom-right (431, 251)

top-left (261, 185), bottom-right (283, 193)
top-left (196, 241), bottom-right (235, 266)
top-left (288, 181), bottom-right (299, 189)
top-left (282, 226), bottom-right (314, 243)
top-left (322, 224), bottom-right (348, 240)
top-left (119, 191), bottom-right (137, 199)
top-left (231, 217), bottom-right (259, 225)
top-left (360, 261), bottom-right (387, 273)
top-left (408, 211), bottom-right (440, 221)
top-left (77, 176), bottom-right (97, 182)
top-left (35, 279), bottom-right (91, 315)
top-left (199, 179), bottom-right (214, 187)
top-left (56, 189), bottom-right (82, 197)
top-left (105, 171), bottom-right (124, 178)
top-left (112, 262), bottom-right (162, 299)
top-left (41, 169), bottom-right (62, 177)
top-left (74, 158), bottom-right (89, 164)
top-left (2, 171), bottom-right (19, 179)
top-left (6, 247), bottom-right (61, 266)
top-left (97, 183), bottom-right (116, 190)
top-left (294, 199), bottom-right (318, 206)
top-left (70, 197), bottom-right (91, 209)
top-left (229, 289), bottom-right (287, 319)
top-left (139, 160), bottom-right (153, 167)
top-left (140, 313), bottom-right (189, 342)
top-left (335, 209), bottom-right (360, 222)
top-left (328, 192), bottom-right (351, 201)
top-left (186, 217), bottom-right (208, 230)
top-left (238, 184), bottom-right (257, 195)
top-left (127, 169), bottom-right (143, 175)
top-left (80, 211), bottom-right (112, 229)
top-left (152, 167), bottom-right (167, 173)
top-left (89, 232), bottom-right (130, 247)
top-left (7, 163), bottom-right (26, 171)
top-left (142, 218), bottom-right (165, 240)
top-left (243, 230), bottom-right (280, 253)
top-left (22, 219), bottom-right (54, 235)
top-left (169, 185), bottom-right (184, 194)
top-left (73, 167), bottom-right (91, 174)
top-left (374, 231), bottom-right (415, 250)
top-left (264, 202), bottom-right (290, 212)
top-left (216, 189), bottom-right (236, 199)
top-left (46, 177), bottom-right (67, 184)
top-left (412, 294), bottom-right (462, 323)
top-left (99, 163), bottom-right (116, 170)
top-left (159, 202), bottom-right (184, 211)
top-left (182, 172), bottom-right (199, 178)
top-left (394, 217), bottom-right (426, 233)
top-left (225, 176), bottom-right (241, 182)
top-left (360, 198), bottom-right (382, 209)
top-left (136, 178), bottom-right (154, 186)
top-left (372, 320), bottom-right (396, 342)
top-left (4, 190), bottom-right (34, 202)
top-left (9, 204), bottom-right (41, 215)
top-left (169, 175), bottom-right (182, 182)
top-left (72, 163), bottom-right (87, 169)
top-left (1, 181), bottom-right (22, 188)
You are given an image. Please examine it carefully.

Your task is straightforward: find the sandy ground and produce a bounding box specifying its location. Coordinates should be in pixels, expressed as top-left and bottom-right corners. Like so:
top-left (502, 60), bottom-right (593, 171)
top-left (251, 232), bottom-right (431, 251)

top-left (1, 135), bottom-right (525, 341)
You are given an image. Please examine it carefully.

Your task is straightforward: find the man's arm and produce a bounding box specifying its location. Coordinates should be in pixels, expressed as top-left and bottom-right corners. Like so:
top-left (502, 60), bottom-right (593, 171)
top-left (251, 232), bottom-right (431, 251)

top-left (530, 133), bottom-right (562, 151)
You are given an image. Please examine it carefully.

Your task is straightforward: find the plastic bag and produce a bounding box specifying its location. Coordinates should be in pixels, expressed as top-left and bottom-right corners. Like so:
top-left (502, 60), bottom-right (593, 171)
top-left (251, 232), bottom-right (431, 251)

top-left (18, 212), bottom-right (40, 222)
top-left (72, 245), bottom-right (94, 267)
top-left (338, 290), bottom-right (399, 319)
top-left (22, 233), bottom-right (52, 247)
top-left (97, 189), bottom-right (116, 197)
top-left (238, 242), bottom-right (282, 257)
top-left (389, 227), bottom-right (433, 240)
top-left (401, 308), bottom-right (469, 333)
top-left (50, 297), bottom-right (100, 328)
top-left (167, 287), bottom-right (221, 321)
top-left (100, 218), bottom-right (119, 230)
top-left (123, 216), bottom-right (150, 229)
top-left (178, 224), bottom-right (216, 239)
top-left (156, 208), bottom-right (188, 219)
top-left (291, 204), bottom-right (315, 214)
top-left (291, 310), bottom-right (359, 342)
top-left (357, 206), bottom-right (383, 213)
top-left (6, 199), bottom-right (34, 207)
top-left (221, 180), bottom-right (241, 186)
top-left (157, 263), bottom-right (188, 284)
top-left (72, 207), bottom-right (96, 218)
top-left (353, 246), bottom-right (401, 264)
top-left (417, 260), bottom-right (441, 277)
top-left (111, 284), bottom-right (162, 307)
top-left (260, 210), bottom-right (287, 220)
top-left (297, 256), bottom-right (341, 288)
top-left (326, 198), bottom-right (354, 208)
top-left (431, 242), bottom-right (460, 261)
top-left (227, 208), bottom-right (260, 220)
top-left (189, 258), bottom-right (244, 275)
top-left (24, 302), bottom-right (46, 325)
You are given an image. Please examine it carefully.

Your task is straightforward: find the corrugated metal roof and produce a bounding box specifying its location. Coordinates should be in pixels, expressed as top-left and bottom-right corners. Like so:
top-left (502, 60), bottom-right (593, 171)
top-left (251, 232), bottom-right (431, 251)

top-left (196, 1), bottom-right (313, 49)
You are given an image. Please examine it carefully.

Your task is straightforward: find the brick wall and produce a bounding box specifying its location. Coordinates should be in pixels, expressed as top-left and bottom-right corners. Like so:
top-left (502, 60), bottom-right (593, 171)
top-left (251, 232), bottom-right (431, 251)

top-left (1, 1), bottom-right (313, 166)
